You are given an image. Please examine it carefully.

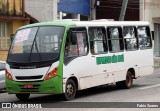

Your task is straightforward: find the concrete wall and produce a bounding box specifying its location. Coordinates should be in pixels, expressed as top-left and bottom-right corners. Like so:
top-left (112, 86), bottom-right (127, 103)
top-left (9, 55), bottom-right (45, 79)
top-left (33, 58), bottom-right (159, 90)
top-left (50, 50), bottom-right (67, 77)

top-left (154, 24), bottom-right (160, 57)
top-left (140, 0), bottom-right (160, 31)
top-left (25, 0), bottom-right (56, 22)
top-left (140, 0), bottom-right (160, 57)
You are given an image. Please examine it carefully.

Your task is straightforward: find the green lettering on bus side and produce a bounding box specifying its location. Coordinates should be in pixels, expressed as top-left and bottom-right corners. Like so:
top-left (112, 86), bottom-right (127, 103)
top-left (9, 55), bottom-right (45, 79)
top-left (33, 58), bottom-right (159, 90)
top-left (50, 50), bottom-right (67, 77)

top-left (96, 54), bottom-right (124, 65)
top-left (118, 54), bottom-right (124, 62)
top-left (106, 56), bottom-right (112, 64)
top-left (112, 55), bottom-right (117, 63)
top-left (102, 57), bottom-right (107, 64)
top-left (96, 57), bottom-right (101, 64)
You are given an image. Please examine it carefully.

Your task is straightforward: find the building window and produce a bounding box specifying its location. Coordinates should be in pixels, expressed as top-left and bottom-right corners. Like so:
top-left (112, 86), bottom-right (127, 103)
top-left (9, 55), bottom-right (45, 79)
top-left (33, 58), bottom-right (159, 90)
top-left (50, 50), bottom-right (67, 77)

top-left (0, 22), bottom-right (10, 50)
top-left (107, 27), bottom-right (124, 52)
top-left (89, 27), bottom-right (107, 54)
top-left (0, 22), bottom-right (8, 37)
top-left (137, 26), bottom-right (152, 49)
top-left (123, 26), bottom-right (138, 50)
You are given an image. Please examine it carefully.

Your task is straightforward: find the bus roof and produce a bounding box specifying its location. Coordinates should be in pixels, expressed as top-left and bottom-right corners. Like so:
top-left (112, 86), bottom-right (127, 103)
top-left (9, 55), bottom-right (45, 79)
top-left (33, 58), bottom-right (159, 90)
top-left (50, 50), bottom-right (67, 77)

top-left (19, 21), bottom-right (76, 29)
top-left (19, 21), bottom-right (150, 30)
top-left (74, 21), bottom-right (150, 27)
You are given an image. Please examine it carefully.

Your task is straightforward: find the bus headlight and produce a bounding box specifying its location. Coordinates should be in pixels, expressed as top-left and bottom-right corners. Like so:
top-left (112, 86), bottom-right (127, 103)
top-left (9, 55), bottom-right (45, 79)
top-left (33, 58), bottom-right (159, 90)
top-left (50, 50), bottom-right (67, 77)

top-left (5, 69), bottom-right (13, 80)
top-left (44, 66), bottom-right (58, 80)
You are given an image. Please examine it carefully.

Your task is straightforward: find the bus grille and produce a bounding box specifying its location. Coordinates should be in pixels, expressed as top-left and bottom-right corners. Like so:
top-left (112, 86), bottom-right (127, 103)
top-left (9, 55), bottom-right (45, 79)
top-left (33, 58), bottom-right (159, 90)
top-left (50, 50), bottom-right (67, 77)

top-left (15, 75), bottom-right (43, 80)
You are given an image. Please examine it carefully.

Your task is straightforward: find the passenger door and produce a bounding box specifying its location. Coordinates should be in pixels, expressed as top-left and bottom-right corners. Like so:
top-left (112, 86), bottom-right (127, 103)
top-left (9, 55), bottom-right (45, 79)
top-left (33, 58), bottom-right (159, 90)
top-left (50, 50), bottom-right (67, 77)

top-left (63, 27), bottom-right (93, 89)
top-left (88, 27), bottom-right (109, 86)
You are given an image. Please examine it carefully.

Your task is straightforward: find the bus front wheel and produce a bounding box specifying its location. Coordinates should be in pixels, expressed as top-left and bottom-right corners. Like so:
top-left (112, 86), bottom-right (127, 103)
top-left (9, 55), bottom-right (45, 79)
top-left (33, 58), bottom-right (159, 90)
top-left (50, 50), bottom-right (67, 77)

top-left (16, 94), bottom-right (30, 101)
top-left (116, 71), bottom-right (133, 89)
top-left (64, 79), bottom-right (76, 101)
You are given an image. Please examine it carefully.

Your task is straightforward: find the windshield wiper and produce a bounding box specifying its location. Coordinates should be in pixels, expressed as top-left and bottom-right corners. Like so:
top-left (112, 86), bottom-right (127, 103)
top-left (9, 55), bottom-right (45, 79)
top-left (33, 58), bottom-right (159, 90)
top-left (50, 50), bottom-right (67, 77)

top-left (28, 28), bottom-right (40, 61)
top-left (35, 40), bottom-right (42, 61)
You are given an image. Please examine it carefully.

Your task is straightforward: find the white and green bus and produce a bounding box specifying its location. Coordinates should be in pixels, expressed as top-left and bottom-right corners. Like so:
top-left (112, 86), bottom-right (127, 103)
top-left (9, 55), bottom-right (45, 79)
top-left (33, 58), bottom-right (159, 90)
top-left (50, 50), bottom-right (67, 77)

top-left (6, 20), bottom-right (154, 101)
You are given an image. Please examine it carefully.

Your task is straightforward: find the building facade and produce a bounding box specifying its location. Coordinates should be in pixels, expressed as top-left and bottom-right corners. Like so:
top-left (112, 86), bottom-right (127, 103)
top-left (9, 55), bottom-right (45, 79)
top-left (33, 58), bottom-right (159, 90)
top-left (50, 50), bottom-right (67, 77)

top-left (0, 0), bottom-right (38, 61)
top-left (25, 0), bottom-right (90, 22)
top-left (140, 0), bottom-right (160, 57)
top-left (58, 0), bottom-right (90, 20)
top-left (96, 0), bottom-right (139, 21)
top-left (25, 0), bottom-right (57, 22)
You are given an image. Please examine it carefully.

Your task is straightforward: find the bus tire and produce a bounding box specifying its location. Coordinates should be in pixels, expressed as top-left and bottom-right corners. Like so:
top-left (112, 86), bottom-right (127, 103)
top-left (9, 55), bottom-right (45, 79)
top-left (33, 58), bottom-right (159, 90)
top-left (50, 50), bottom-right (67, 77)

top-left (63, 79), bottom-right (76, 101)
top-left (16, 94), bottom-right (30, 101)
top-left (116, 71), bottom-right (133, 89)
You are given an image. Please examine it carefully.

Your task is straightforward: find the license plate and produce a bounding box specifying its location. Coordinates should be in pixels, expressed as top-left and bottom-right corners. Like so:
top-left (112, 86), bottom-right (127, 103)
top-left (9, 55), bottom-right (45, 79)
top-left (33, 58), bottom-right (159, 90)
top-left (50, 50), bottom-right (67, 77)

top-left (23, 84), bottom-right (33, 88)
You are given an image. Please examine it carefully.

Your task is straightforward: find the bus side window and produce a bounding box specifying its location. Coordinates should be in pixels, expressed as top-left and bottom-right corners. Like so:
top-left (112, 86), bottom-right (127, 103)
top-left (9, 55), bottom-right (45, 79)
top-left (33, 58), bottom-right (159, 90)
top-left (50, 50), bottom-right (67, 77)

top-left (65, 28), bottom-right (88, 58)
top-left (123, 26), bottom-right (138, 51)
top-left (137, 26), bottom-right (152, 49)
top-left (89, 27), bottom-right (107, 54)
top-left (107, 27), bottom-right (124, 52)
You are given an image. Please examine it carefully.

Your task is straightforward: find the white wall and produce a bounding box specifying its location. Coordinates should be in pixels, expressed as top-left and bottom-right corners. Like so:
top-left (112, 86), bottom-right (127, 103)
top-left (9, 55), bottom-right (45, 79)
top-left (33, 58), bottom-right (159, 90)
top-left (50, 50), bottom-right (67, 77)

top-left (140, 0), bottom-right (160, 57)
top-left (140, 0), bottom-right (160, 31)
top-left (25, 0), bottom-right (58, 22)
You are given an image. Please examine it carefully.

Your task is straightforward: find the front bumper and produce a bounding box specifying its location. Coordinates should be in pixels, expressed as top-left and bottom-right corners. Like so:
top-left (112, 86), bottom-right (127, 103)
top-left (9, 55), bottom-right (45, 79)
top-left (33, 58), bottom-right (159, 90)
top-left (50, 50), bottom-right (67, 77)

top-left (6, 76), bottom-right (63, 94)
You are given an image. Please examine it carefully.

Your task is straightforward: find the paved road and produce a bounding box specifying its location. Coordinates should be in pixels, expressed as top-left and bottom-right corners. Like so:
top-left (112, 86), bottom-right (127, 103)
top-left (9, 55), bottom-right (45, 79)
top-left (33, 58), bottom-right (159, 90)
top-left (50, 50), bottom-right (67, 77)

top-left (1, 69), bottom-right (160, 111)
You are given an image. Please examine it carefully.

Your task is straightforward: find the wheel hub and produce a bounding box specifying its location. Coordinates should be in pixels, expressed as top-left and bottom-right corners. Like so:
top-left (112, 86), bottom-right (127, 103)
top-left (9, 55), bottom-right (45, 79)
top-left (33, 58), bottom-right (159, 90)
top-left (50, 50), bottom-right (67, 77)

top-left (66, 84), bottom-right (74, 96)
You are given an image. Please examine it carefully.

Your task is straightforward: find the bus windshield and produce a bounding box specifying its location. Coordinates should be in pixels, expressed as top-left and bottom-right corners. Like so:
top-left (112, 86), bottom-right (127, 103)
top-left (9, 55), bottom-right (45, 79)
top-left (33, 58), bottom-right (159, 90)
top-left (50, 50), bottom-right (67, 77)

top-left (8, 26), bottom-right (64, 63)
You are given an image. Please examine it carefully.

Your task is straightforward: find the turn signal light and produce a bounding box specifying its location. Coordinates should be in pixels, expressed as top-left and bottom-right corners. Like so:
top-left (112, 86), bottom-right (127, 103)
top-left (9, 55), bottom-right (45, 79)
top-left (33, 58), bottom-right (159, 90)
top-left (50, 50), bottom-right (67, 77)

top-left (44, 66), bottom-right (58, 80)
top-left (5, 69), bottom-right (13, 80)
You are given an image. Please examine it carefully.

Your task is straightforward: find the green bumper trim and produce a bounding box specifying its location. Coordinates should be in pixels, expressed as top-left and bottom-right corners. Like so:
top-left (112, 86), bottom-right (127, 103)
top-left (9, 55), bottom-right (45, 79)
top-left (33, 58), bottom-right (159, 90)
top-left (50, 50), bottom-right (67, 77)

top-left (6, 76), bottom-right (63, 94)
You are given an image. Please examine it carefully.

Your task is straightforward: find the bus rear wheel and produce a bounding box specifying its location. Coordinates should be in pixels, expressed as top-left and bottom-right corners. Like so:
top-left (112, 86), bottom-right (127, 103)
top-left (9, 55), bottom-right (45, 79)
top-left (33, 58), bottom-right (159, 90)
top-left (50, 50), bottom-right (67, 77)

top-left (16, 94), bottom-right (30, 101)
top-left (64, 79), bottom-right (76, 101)
top-left (116, 71), bottom-right (133, 89)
